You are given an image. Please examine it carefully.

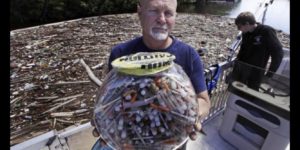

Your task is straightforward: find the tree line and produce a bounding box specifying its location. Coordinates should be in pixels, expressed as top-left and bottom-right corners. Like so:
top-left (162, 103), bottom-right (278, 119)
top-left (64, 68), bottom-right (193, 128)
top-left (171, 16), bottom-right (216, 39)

top-left (10, 0), bottom-right (196, 30)
top-left (10, 0), bottom-right (139, 30)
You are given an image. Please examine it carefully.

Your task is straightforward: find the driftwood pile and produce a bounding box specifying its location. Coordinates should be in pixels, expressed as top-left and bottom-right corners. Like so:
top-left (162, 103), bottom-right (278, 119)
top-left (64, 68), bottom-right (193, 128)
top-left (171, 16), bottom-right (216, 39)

top-left (10, 13), bottom-right (290, 145)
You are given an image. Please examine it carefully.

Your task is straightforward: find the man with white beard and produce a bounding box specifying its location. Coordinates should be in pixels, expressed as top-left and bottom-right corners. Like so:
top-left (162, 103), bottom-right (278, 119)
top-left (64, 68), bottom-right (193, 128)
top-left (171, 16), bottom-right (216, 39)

top-left (92, 0), bottom-right (211, 149)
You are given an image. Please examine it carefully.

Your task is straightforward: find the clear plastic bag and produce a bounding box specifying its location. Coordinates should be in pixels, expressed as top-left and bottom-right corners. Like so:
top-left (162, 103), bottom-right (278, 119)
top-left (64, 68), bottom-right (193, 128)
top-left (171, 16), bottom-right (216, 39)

top-left (93, 52), bottom-right (199, 150)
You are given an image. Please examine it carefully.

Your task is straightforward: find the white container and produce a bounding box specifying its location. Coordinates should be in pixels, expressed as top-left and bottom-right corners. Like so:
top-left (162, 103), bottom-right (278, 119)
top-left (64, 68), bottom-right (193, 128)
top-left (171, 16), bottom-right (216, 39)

top-left (219, 82), bottom-right (290, 150)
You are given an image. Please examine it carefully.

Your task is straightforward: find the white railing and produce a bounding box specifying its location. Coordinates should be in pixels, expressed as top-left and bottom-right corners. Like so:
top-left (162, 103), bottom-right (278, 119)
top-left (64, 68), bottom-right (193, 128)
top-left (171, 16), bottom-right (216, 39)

top-left (202, 47), bottom-right (290, 125)
top-left (202, 60), bottom-right (234, 124)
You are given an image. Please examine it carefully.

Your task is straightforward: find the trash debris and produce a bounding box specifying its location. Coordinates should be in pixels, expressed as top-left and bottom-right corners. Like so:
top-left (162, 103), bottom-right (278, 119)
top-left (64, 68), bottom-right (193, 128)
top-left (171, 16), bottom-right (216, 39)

top-left (24, 83), bottom-right (36, 91)
top-left (10, 13), bottom-right (289, 146)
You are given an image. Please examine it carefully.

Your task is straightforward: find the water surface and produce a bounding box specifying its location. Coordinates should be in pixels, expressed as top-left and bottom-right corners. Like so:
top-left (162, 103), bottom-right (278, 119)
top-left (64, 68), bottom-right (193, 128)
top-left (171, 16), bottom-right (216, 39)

top-left (178, 0), bottom-right (290, 34)
top-left (227, 0), bottom-right (290, 34)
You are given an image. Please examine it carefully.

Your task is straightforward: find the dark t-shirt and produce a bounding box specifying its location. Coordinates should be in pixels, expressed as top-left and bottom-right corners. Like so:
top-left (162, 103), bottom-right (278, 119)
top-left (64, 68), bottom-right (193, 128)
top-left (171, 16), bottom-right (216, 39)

top-left (108, 36), bottom-right (207, 94)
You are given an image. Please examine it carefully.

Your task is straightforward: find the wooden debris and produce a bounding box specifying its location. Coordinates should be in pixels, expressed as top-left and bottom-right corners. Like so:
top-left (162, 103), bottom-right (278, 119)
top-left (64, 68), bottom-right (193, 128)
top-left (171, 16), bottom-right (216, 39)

top-left (43, 97), bottom-right (78, 114)
top-left (50, 109), bottom-right (89, 117)
top-left (10, 120), bottom-right (51, 140)
top-left (56, 119), bottom-right (75, 124)
top-left (91, 63), bottom-right (104, 70)
top-left (51, 81), bottom-right (91, 86)
top-left (52, 93), bottom-right (84, 103)
top-left (35, 96), bottom-right (59, 100)
top-left (10, 97), bottom-right (22, 104)
top-left (80, 59), bottom-right (102, 87)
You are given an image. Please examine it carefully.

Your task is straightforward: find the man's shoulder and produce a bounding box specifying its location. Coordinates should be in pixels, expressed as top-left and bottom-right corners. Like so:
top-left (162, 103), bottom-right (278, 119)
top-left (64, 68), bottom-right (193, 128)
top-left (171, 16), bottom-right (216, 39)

top-left (172, 37), bottom-right (193, 48)
top-left (170, 37), bottom-right (200, 60)
top-left (112, 36), bottom-right (142, 52)
top-left (256, 24), bottom-right (276, 34)
top-left (171, 37), bottom-right (196, 54)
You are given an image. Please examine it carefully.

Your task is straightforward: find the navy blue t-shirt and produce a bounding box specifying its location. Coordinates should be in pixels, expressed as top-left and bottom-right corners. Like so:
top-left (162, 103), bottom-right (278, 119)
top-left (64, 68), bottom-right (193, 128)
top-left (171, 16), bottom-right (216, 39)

top-left (108, 36), bottom-right (207, 94)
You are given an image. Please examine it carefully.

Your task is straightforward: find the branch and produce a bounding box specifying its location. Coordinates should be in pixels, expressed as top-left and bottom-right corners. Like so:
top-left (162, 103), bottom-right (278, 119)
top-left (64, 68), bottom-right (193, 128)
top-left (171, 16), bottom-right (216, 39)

top-left (51, 81), bottom-right (91, 86)
top-left (80, 59), bottom-right (102, 87)
top-left (43, 97), bottom-right (78, 114)
top-left (52, 93), bottom-right (84, 103)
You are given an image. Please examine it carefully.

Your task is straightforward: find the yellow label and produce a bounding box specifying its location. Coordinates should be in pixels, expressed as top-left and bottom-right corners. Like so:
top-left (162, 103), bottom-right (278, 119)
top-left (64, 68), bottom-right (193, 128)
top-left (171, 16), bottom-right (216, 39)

top-left (112, 52), bottom-right (176, 76)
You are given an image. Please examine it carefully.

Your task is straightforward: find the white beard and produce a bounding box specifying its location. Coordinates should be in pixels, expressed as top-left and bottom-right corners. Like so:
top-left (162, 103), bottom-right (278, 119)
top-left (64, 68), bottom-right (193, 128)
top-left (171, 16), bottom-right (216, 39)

top-left (150, 26), bottom-right (168, 41)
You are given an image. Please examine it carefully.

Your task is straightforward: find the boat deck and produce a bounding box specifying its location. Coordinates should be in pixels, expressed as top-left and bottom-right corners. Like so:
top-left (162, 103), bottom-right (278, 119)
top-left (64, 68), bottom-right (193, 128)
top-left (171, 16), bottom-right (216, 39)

top-left (187, 113), bottom-right (237, 150)
top-left (67, 127), bottom-right (98, 150)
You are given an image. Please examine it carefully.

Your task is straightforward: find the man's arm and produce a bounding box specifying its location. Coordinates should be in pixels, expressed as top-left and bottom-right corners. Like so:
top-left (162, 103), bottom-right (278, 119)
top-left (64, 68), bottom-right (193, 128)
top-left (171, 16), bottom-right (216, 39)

top-left (186, 90), bottom-right (211, 140)
top-left (265, 27), bottom-right (283, 77)
top-left (196, 90), bottom-right (211, 120)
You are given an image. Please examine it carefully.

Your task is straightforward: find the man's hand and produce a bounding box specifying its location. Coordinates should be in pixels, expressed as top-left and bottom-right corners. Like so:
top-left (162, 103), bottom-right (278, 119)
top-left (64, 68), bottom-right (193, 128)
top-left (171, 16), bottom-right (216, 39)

top-left (187, 90), bottom-right (211, 140)
top-left (196, 90), bottom-right (211, 119)
top-left (90, 119), bottom-right (100, 137)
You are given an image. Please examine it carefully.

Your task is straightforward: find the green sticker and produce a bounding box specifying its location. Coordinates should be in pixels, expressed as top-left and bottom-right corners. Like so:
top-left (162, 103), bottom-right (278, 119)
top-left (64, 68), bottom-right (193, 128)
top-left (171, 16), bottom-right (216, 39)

top-left (112, 52), bottom-right (176, 76)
